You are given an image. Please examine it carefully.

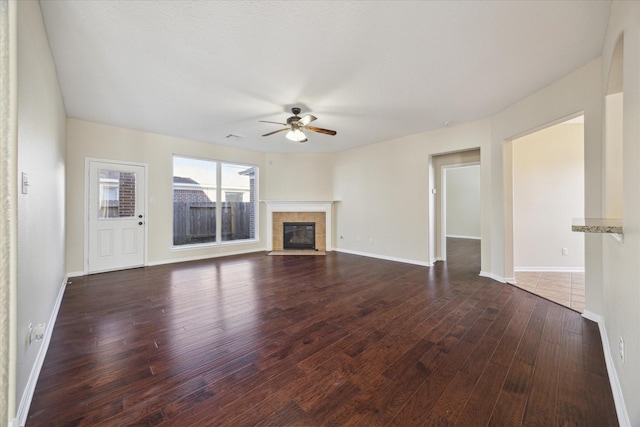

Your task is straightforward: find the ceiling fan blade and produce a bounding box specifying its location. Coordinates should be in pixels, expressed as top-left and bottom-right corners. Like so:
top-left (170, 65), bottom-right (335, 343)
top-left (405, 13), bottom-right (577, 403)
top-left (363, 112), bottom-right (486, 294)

top-left (298, 114), bottom-right (317, 126)
top-left (305, 126), bottom-right (337, 136)
top-left (262, 128), bottom-right (289, 137)
top-left (259, 120), bottom-right (287, 125)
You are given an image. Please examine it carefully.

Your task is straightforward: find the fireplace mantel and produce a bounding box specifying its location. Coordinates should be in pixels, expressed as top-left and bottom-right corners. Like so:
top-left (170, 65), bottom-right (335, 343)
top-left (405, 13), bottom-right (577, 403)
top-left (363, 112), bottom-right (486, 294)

top-left (262, 201), bottom-right (335, 251)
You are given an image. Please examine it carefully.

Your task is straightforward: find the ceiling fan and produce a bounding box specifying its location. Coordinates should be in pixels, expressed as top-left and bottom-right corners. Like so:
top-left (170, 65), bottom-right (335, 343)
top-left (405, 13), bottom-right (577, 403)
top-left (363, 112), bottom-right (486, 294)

top-left (260, 107), bottom-right (337, 143)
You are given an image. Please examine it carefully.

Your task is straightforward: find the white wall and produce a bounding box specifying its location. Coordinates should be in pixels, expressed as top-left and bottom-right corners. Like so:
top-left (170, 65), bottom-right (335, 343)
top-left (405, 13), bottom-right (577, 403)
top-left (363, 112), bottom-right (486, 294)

top-left (15, 1), bottom-right (67, 423)
top-left (512, 123), bottom-right (584, 270)
top-left (599, 2), bottom-right (640, 424)
top-left (445, 165), bottom-right (480, 239)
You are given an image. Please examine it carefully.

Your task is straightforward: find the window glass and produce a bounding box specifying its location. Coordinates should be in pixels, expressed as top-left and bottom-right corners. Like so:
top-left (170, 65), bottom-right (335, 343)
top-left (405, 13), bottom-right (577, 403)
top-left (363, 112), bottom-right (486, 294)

top-left (173, 157), bottom-right (257, 246)
top-left (221, 163), bottom-right (256, 241)
top-left (173, 157), bottom-right (217, 245)
top-left (98, 169), bottom-right (136, 219)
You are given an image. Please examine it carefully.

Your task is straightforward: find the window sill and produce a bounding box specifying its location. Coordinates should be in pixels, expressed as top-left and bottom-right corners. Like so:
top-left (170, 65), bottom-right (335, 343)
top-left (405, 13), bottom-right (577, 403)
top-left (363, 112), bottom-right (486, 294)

top-left (171, 238), bottom-right (259, 251)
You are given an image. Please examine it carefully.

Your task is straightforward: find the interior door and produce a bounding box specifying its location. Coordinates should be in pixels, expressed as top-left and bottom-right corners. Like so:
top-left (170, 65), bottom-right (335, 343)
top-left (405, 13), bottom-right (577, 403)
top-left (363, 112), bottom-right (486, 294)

top-left (88, 161), bottom-right (146, 273)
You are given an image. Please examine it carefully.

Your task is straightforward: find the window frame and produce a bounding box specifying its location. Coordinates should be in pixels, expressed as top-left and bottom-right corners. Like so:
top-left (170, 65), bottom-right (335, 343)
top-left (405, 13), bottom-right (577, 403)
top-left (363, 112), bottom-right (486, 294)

top-left (172, 155), bottom-right (259, 249)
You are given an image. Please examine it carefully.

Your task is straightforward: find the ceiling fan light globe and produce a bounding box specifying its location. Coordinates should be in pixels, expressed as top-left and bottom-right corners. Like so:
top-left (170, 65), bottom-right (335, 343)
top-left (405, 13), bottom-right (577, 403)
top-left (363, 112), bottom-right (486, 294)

top-left (286, 129), bottom-right (306, 142)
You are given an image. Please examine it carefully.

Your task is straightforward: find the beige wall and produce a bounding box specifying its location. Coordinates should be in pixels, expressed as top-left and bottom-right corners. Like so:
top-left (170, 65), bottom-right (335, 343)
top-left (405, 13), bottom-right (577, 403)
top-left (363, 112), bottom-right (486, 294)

top-left (333, 120), bottom-right (488, 265)
top-left (13, 1), bottom-right (640, 423)
top-left (445, 165), bottom-right (481, 239)
top-left (66, 119), bottom-right (267, 273)
top-left (512, 123), bottom-right (584, 270)
top-left (599, 2), bottom-right (640, 424)
top-left (15, 1), bottom-right (67, 423)
top-left (264, 152), bottom-right (333, 201)
top-left (492, 59), bottom-right (601, 285)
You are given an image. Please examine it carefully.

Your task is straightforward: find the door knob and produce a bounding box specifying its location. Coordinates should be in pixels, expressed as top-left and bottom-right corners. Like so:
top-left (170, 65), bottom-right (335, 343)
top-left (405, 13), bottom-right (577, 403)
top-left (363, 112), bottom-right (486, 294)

top-left (138, 214), bottom-right (143, 218)
top-left (138, 222), bottom-right (143, 225)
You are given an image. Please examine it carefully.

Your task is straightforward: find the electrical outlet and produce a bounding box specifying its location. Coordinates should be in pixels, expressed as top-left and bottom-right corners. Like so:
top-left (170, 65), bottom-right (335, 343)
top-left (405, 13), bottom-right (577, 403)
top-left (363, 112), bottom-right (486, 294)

top-left (28, 323), bottom-right (45, 345)
top-left (619, 336), bottom-right (625, 363)
top-left (562, 248), bottom-right (569, 256)
top-left (33, 323), bottom-right (46, 342)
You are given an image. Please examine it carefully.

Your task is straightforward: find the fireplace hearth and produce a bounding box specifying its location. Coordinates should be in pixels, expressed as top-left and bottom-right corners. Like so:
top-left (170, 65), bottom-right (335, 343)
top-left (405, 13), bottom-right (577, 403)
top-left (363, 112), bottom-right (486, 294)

top-left (283, 222), bottom-right (316, 250)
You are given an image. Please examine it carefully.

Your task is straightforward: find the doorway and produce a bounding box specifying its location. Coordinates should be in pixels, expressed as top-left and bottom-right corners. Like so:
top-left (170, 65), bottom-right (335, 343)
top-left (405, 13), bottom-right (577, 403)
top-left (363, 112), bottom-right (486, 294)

top-left (86, 160), bottom-right (147, 273)
top-left (442, 163), bottom-right (481, 259)
top-left (430, 149), bottom-right (481, 264)
top-left (508, 116), bottom-right (585, 311)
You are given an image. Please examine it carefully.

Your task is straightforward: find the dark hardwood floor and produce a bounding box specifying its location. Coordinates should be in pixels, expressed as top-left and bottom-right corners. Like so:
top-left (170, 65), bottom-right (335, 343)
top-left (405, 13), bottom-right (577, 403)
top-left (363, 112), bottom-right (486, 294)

top-left (27, 238), bottom-right (618, 426)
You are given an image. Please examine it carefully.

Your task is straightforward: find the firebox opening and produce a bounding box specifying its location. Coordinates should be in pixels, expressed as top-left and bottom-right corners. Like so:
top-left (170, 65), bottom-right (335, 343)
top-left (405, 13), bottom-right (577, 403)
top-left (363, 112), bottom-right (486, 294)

top-left (283, 222), bottom-right (316, 250)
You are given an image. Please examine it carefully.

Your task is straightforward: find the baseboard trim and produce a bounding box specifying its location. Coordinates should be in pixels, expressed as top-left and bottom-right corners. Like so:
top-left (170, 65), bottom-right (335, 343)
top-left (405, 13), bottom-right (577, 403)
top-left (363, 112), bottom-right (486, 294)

top-left (581, 310), bottom-right (630, 427)
top-left (333, 248), bottom-right (430, 267)
top-left (479, 271), bottom-right (509, 283)
top-left (16, 275), bottom-right (68, 426)
top-left (144, 248), bottom-right (266, 267)
top-left (514, 267), bottom-right (585, 272)
top-left (70, 249), bottom-right (268, 277)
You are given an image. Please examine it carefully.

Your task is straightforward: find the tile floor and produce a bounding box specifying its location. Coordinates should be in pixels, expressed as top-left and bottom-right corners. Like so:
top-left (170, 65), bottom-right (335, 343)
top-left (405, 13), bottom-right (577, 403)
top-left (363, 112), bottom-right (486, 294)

top-left (510, 271), bottom-right (585, 313)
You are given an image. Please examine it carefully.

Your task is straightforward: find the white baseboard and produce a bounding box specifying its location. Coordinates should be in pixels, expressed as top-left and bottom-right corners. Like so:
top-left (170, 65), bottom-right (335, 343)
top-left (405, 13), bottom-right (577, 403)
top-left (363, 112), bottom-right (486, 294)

top-left (514, 267), bottom-right (585, 272)
top-left (146, 248), bottom-right (266, 267)
top-left (71, 248), bottom-right (268, 276)
top-left (333, 248), bottom-right (430, 267)
top-left (479, 271), bottom-right (509, 283)
top-left (581, 310), bottom-right (630, 427)
top-left (16, 275), bottom-right (68, 426)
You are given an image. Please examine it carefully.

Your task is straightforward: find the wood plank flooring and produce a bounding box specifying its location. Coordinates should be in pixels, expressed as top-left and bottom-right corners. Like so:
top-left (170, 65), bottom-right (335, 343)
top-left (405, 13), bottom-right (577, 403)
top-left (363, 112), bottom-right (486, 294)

top-left (27, 238), bottom-right (618, 426)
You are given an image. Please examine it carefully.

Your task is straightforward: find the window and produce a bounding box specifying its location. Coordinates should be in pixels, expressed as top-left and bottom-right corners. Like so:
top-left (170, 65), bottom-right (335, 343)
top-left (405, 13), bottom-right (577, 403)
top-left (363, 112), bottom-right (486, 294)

top-left (173, 156), bottom-right (257, 246)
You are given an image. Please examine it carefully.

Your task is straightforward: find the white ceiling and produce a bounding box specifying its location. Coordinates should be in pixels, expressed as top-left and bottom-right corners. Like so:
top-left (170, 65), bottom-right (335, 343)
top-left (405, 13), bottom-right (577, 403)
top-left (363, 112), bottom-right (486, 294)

top-left (39, 1), bottom-right (611, 153)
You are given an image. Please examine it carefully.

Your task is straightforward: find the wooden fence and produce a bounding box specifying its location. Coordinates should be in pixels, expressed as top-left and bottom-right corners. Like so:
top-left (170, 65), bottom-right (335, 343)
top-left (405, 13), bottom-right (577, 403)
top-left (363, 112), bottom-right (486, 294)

top-left (173, 202), bottom-right (252, 245)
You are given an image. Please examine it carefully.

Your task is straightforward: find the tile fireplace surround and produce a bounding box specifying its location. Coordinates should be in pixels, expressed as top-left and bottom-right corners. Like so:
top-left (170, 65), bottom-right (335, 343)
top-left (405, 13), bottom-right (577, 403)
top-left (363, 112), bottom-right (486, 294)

top-left (262, 201), bottom-right (334, 251)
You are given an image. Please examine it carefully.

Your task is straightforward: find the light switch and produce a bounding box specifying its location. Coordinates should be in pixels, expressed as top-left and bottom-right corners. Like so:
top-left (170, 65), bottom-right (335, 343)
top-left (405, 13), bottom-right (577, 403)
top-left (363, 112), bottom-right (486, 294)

top-left (21, 173), bottom-right (29, 194)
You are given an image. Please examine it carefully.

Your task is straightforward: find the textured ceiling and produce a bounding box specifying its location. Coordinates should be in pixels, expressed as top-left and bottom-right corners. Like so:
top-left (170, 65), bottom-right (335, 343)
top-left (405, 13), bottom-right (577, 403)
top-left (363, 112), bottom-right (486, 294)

top-left (39, 1), bottom-right (610, 153)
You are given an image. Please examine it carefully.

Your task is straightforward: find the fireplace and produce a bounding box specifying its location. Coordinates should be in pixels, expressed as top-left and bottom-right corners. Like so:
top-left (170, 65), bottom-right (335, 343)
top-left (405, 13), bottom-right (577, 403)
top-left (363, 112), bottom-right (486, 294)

top-left (262, 201), bottom-right (334, 252)
top-left (283, 222), bottom-right (316, 250)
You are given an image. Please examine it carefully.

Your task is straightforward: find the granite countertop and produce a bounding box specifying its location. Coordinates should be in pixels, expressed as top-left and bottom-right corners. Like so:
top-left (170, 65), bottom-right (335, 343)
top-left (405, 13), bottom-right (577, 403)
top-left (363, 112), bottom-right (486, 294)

top-left (571, 218), bottom-right (623, 234)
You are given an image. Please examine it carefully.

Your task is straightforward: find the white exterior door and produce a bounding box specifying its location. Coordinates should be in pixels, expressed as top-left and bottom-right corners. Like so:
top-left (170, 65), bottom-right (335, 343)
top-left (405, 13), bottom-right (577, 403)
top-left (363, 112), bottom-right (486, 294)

top-left (88, 161), bottom-right (146, 273)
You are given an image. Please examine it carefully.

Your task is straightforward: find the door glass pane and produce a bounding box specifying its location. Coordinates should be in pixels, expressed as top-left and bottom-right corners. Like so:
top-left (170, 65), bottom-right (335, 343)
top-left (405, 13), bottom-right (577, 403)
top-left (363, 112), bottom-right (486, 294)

top-left (98, 169), bottom-right (136, 219)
